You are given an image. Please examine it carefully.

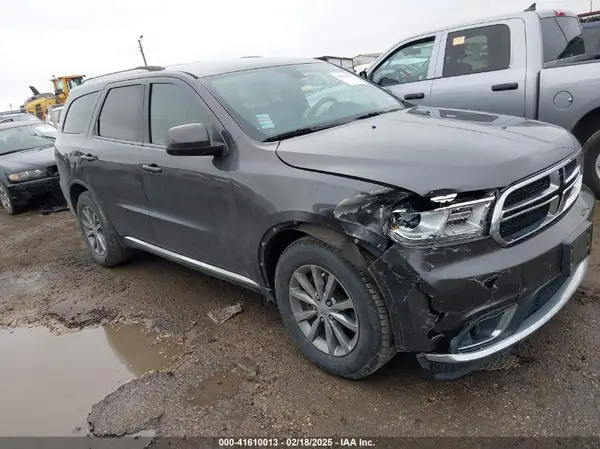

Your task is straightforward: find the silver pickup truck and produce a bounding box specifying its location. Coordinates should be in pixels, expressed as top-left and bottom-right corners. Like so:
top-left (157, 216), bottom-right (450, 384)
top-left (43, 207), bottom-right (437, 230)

top-left (362, 6), bottom-right (600, 198)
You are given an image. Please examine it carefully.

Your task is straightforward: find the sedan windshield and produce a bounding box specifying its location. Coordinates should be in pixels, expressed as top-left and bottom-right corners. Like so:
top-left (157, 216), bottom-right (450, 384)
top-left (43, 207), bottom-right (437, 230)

top-left (0, 124), bottom-right (57, 156)
top-left (203, 62), bottom-right (404, 141)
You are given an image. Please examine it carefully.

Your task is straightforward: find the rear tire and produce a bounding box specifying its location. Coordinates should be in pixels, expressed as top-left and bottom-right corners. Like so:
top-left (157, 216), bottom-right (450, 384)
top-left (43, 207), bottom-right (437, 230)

top-left (274, 236), bottom-right (392, 379)
top-left (76, 191), bottom-right (130, 267)
top-left (582, 129), bottom-right (600, 199)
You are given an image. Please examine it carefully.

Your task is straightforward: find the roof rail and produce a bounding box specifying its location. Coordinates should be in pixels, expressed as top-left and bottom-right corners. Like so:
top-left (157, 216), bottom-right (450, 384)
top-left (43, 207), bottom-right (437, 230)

top-left (524, 2), bottom-right (536, 11)
top-left (84, 65), bottom-right (165, 83)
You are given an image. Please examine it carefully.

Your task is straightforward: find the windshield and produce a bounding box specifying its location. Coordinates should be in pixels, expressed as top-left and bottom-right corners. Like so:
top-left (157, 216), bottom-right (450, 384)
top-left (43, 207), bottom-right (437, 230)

top-left (68, 78), bottom-right (84, 91)
top-left (0, 124), bottom-right (57, 155)
top-left (203, 62), bottom-right (403, 141)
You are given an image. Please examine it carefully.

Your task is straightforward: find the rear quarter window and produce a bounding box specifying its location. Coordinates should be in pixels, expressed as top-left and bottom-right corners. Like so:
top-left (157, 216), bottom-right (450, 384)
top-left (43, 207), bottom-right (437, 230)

top-left (62, 92), bottom-right (100, 134)
top-left (583, 23), bottom-right (600, 54)
top-left (541, 16), bottom-right (586, 63)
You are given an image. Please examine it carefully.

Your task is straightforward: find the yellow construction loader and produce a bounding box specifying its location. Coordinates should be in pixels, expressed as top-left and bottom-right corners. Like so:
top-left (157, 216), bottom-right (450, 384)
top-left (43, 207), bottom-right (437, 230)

top-left (22, 74), bottom-right (85, 121)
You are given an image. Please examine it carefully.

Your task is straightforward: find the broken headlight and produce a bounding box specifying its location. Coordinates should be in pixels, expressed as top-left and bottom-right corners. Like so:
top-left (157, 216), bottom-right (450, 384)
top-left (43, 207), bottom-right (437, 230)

top-left (388, 194), bottom-right (495, 245)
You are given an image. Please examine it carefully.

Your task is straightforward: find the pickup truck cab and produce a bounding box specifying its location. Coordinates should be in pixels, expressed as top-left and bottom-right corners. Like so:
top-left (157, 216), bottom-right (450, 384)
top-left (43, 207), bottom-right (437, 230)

top-left (363, 7), bottom-right (600, 198)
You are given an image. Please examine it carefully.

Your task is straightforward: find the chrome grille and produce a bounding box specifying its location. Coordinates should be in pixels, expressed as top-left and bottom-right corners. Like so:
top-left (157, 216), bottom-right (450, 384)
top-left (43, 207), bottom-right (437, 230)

top-left (504, 176), bottom-right (550, 207)
top-left (491, 152), bottom-right (583, 246)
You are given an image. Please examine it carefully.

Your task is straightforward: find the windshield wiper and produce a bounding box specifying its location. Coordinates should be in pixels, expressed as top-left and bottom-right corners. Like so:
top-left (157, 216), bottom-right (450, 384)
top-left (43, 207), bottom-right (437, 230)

top-left (352, 107), bottom-right (404, 121)
top-left (263, 123), bottom-right (341, 142)
top-left (29, 132), bottom-right (56, 142)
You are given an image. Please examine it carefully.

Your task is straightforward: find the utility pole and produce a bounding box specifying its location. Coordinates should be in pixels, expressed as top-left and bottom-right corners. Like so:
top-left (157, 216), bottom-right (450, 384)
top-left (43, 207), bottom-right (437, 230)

top-left (138, 35), bottom-right (148, 66)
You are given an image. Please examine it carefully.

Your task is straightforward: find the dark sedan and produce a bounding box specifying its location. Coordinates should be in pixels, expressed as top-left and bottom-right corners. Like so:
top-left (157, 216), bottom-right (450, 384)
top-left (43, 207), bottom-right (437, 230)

top-left (0, 121), bottom-right (61, 214)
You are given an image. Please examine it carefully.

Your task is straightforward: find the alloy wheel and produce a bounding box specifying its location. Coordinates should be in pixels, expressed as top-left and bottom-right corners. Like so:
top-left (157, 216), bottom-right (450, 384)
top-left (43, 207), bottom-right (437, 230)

top-left (81, 206), bottom-right (107, 256)
top-left (0, 184), bottom-right (12, 212)
top-left (288, 264), bottom-right (359, 356)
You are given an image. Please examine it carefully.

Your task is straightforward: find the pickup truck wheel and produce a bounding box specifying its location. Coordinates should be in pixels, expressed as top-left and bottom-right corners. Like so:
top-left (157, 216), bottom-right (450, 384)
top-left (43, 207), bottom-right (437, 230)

top-left (76, 191), bottom-right (130, 267)
top-left (583, 129), bottom-right (600, 199)
top-left (274, 237), bottom-right (392, 379)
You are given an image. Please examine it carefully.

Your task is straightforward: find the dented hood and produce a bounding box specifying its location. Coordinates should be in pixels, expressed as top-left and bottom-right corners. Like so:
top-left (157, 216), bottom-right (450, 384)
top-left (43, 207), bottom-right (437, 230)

top-left (275, 107), bottom-right (578, 196)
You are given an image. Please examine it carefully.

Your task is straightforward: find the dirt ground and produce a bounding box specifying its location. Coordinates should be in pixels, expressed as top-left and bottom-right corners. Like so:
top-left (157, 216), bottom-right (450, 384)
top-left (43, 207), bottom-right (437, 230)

top-left (0, 205), bottom-right (599, 439)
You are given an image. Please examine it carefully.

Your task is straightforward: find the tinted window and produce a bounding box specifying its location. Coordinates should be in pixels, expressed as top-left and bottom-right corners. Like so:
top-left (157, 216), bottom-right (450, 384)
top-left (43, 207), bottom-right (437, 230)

top-left (97, 85), bottom-right (143, 141)
top-left (62, 92), bottom-right (99, 134)
top-left (541, 17), bottom-right (586, 63)
top-left (149, 84), bottom-right (211, 146)
top-left (443, 24), bottom-right (510, 77)
top-left (583, 23), bottom-right (600, 55)
top-left (371, 39), bottom-right (434, 86)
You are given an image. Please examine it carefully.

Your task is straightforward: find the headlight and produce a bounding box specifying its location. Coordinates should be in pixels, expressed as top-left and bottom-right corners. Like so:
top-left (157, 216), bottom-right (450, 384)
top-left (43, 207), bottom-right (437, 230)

top-left (388, 195), bottom-right (495, 245)
top-left (8, 169), bottom-right (46, 183)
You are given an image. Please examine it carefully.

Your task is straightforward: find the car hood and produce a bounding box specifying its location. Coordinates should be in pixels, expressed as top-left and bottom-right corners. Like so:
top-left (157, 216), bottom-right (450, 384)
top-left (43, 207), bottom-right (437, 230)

top-left (275, 107), bottom-right (578, 197)
top-left (0, 145), bottom-right (56, 173)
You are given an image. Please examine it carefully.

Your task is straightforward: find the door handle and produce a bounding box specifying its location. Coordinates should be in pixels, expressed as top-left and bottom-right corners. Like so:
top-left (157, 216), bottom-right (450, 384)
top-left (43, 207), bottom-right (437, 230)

top-left (80, 154), bottom-right (97, 162)
top-left (404, 93), bottom-right (425, 100)
top-left (491, 83), bottom-right (519, 92)
top-left (142, 163), bottom-right (162, 173)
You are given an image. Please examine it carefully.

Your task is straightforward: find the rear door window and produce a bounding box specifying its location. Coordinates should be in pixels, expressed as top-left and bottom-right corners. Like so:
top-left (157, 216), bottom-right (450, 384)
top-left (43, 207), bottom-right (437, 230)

top-left (541, 16), bottom-right (586, 62)
top-left (443, 24), bottom-right (511, 77)
top-left (97, 85), bottom-right (144, 142)
top-left (62, 92), bottom-right (100, 134)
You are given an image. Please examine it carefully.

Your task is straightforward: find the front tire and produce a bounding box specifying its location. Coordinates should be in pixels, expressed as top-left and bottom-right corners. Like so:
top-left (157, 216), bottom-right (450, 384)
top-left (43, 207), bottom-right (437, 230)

top-left (582, 129), bottom-right (600, 199)
top-left (0, 182), bottom-right (21, 215)
top-left (76, 191), bottom-right (130, 267)
top-left (274, 237), bottom-right (392, 379)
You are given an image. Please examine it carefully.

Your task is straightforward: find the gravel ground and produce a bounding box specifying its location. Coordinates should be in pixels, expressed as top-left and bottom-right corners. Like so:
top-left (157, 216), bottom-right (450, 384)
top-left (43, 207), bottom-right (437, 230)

top-left (0, 206), bottom-right (599, 439)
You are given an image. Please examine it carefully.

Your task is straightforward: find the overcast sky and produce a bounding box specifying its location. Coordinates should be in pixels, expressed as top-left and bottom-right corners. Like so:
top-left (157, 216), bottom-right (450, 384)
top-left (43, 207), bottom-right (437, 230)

top-left (0, 0), bottom-right (594, 109)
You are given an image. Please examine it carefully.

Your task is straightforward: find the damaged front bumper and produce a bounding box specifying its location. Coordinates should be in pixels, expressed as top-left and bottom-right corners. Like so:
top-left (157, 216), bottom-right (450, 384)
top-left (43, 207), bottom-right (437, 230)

top-left (7, 176), bottom-right (62, 205)
top-left (367, 185), bottom-right (594, 379)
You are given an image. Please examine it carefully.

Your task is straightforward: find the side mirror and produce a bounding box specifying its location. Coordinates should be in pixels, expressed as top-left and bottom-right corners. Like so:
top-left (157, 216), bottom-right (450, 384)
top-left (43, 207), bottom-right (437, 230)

top-left (359, 70), bottom-right (368, 79)
top-left (166, 123), bottom-right (227, 157)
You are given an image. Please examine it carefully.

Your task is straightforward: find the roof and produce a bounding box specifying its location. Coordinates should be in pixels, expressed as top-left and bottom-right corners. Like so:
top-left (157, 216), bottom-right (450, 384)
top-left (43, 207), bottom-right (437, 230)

top-left (399, 8), bottom-right (578, 40)
top-left (314, 55), bottom-right (353, 60)
top-left (353, 53), bottom-right (381, 58)
top-left (170, 57), bottom-right (319, 78)
top-left (72, 57), bottom-right (321, 96)
top-left (0, 121), bottom-right (41, 131)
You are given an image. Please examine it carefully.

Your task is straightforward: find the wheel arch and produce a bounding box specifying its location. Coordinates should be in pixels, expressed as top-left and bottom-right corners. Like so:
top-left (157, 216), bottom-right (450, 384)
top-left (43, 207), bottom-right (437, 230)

top-left (259, 218), bottom-right (379, 292)
top-left (572, 106), bottom-right (600, 145)
top-left (68, 180), bottom-right (94, 211)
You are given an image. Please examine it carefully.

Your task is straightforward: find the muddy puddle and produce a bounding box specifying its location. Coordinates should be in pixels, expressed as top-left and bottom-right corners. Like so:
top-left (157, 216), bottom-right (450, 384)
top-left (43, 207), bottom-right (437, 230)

top-left (0, 323), bottom-right (183, 436)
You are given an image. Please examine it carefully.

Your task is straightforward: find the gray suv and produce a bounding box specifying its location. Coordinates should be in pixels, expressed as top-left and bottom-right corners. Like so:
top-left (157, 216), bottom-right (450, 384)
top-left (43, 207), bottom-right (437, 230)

top-left (55, 58), bottom-right (593, 379)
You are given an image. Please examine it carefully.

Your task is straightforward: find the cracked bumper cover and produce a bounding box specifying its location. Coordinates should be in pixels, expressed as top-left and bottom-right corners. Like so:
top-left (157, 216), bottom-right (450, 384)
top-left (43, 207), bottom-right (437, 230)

top-left (7, 176), bottom-right (61, 204)
top-left (367, 185), bottom-right (594, 379)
